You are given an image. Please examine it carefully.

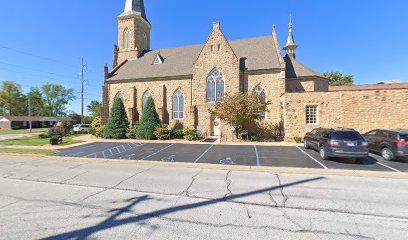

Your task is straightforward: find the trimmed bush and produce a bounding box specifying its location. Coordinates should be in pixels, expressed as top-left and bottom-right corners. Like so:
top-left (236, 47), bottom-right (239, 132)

top-left (171, 129), bottom-right (184, 139)
top-left (294, 136), bottom-right (303, 143)
top-left (126, 128), bottom-right (137, 139)
top-left (49, 126), bottom-right (65, 137)
top-left (154, 124), bottom-right (171, 140)
top-left (249, 134), bottom-right (259, 142)
top-left (50, 135), bottom-right (62, 145)
top-left (103, 97), bottom-right (129, 139)
top-left (91, 117), bottom-right (105, 138)
top-left (183, 127), bottom-right (198, 141)
top-left (136, 97), bottom-right (161, 140)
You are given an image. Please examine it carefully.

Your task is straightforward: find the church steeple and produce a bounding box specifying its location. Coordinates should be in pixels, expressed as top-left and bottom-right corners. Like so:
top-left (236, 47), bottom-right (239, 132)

top-left (116, 0), bottom-right (151, 63)
top-left (120, 0), bottom-right (148, 22)
top-left (283, 14), bottom-right (298, 59)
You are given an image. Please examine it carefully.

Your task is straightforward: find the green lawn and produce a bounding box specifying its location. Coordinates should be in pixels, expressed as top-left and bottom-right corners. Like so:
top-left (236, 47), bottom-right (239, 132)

top-left (0, 128), bottom-right (48, 135)
top-left (0, 135), bottom-right (83, 146)
top-left (0, 148), bottom-right (56, 155)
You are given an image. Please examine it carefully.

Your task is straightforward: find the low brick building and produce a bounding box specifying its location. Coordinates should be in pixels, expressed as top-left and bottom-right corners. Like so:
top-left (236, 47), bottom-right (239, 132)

top-left (101, 0), bottom-right (408, 141)
top-left (0, 116), bottom-right (73, 130)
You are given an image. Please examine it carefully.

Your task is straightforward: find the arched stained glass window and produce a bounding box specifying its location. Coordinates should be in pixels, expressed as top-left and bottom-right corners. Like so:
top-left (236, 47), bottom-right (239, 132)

top-left (142, 91), bottom-right (152, 110)
top-left (207, 68), bottom-right (224, 102)
top-left (173, 89), bottom-right (184, 119)
top-left (115, 92), bottom-right (124, 102)
top-left (123, 28), bottom-right (131, 49)
top-left (253, 85), bottom-right (266, 119)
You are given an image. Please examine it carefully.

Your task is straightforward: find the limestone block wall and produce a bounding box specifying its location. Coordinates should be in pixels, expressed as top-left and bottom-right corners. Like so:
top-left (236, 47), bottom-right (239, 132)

top-left (284, 89), bottom-right (408, 141)
top-left (106, 77), bottom-right (193, 128)
top-left (192, 22), bottom-right (241, 137)
top-left (117, 15), bottom-right (151, 63)
top-left (286, 78), bottom-right (329, 93)
top-left (245, 71), bottom-right (282, 124)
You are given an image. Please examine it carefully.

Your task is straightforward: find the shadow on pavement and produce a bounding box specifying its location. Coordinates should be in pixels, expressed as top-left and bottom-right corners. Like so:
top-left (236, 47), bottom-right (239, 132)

top-left (40, 176), bottom-right (324, 239)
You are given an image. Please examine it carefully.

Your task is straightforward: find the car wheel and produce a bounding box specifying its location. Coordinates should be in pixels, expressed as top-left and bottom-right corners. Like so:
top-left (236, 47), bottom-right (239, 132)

top-left (381, 148), bottom-right (394, 161)
top-left (304, 139), bottom-right (310, 149)
top-left (320, 147), bottom-right (329, 160)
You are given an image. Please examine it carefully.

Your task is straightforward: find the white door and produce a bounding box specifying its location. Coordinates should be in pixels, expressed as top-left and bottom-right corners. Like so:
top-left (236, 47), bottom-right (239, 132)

top-left (213, 117), bottom-right (221, 136)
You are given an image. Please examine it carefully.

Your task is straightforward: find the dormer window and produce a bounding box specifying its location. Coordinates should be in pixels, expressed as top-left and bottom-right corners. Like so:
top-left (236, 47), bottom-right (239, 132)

top-left (153, 51), bottom-right (164, 65)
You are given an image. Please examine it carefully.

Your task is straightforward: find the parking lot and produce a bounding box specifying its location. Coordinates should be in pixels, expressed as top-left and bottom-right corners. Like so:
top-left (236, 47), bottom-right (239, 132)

top-left (54, 142), bottom-right (408, 172)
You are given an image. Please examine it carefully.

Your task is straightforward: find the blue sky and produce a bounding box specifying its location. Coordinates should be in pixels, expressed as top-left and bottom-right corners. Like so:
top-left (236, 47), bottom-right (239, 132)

top-left (0, 0), bottom-right (407, 114)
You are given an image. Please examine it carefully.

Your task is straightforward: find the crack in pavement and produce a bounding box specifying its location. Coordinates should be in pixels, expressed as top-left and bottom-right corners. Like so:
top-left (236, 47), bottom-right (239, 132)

top-left (78, 166), bottom-right (156, 203)
top-left (3, 176), bottom-right (408, 223)
top-left (224, 170), bottom-right (232, 198)
top-left (62, 171), bottom-right (89, 183)
top-left (275, 173), bottom-right (289, 207)
top-left (180, 169), bottom-right (202, 197)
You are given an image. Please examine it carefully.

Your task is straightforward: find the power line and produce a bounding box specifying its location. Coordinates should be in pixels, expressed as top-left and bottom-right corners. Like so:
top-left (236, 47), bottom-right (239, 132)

top-left (0, 44), bottom-right (79, 69)
top-left (0, 60), bottom-right (76, 79)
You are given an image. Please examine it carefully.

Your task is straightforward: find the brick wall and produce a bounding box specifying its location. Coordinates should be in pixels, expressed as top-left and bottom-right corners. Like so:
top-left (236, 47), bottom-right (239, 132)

top-left (284, 89), bottom-right (408, 141)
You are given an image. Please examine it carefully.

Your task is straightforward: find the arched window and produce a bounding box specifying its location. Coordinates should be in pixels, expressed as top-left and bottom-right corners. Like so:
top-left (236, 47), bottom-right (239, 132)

top-left (115, 92), bottom-right (124, 103)
top-left (142, 91), bottom-right (152, 110)
top-left (173, 89), bottom-right (184, 119)
top-left (207, 68), bottom-right (224, 102)
top-left (253, 85), bottom-right (266, 119)
top-left (123, 28), bottom-right (131, 49)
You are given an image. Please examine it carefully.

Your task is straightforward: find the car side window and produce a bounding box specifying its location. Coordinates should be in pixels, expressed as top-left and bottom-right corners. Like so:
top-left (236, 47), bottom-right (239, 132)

top-left (365, 130), bottom-right (377, 136)
top-left (311, 128), bottom-right (319, 136)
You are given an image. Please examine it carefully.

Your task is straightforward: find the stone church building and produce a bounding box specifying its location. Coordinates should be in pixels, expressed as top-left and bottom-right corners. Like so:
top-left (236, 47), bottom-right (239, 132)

top-left (102, 0), bottom-right (408, 141)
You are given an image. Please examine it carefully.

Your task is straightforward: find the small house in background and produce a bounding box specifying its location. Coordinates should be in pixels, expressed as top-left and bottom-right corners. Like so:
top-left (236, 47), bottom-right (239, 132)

top-left (0, 116), bottom-right (74, 130)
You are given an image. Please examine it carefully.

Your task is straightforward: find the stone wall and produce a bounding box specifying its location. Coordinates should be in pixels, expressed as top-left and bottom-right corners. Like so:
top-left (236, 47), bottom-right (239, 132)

top-left (106, 77), bottom-right (193, 128)
top-left (286, 78), bottom-right (328, 92)
top-left (284, 89), bottom-right (408, 141)
top-left (117, 15), bottom-right (151, 63)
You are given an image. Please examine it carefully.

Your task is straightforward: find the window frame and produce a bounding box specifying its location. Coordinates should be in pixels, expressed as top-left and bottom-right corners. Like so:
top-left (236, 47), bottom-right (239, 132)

top-left (306, 105), bottom-right (318, 125)
top-left (172, 89), bottom-right (184, 119)
top-left (123, 28), bottom-right (131, 50)
top-left (253, 85), bottom-right (267, 120)
top-left (206, 68), bottom-right (225, 103)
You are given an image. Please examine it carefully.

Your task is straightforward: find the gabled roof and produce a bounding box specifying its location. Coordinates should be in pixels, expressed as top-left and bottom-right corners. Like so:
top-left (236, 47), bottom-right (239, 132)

top-left (108, 36), bottom-right (282, 81)
top-left (284, 56), bottom-right (325, 79)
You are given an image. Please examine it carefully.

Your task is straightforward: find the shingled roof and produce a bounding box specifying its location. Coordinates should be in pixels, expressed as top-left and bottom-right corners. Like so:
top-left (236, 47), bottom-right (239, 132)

top-left (108, 36), bottom-right (284, 81)
top-left (108, 35), bottom-right (324, 81)
top-left (284, 56), bottom-right (324, 79)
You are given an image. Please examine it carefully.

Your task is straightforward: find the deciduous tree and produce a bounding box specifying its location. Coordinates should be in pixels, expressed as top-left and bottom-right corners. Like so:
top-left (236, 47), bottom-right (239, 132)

top-left (0, 81), bottom-right (27, 116)
top-left (323, 72), bottom-right (354, 86)
top-left (209, 93), bottom-right (269, 134)
top-left (87, 100), bottom-right (101, 118)
top-left (41, 84), bottom-right (75, 116)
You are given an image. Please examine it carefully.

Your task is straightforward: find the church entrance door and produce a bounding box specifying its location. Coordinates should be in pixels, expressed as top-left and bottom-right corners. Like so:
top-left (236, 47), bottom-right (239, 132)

top-left (211, 116), bottom-right (221, 136)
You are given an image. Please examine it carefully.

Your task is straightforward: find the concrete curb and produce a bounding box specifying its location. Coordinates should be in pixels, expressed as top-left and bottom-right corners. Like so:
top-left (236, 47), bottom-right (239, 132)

top-left (2, 153), bottom-right (408, 180)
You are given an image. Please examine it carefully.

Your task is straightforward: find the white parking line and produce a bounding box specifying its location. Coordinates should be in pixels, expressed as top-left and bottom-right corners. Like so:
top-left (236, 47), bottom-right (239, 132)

top-left (376, 162), bottom-right (401, 173)
top-left (102, 151), bottom-right (106, 158)
top-left (296, 146), bottom-right (328, 169)
top-left (67, 151), bottom-right (84, 157)
top-left (254, 145), bottom-right (260, 166)
top-left (143, 144), bottom-right (176, 160)
top-left (194, 144), bottom-right (214, 163)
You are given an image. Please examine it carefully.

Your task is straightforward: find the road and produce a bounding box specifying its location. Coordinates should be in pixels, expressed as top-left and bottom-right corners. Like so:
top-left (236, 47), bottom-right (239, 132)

top-left (0, 155), bottom-right (407, 240)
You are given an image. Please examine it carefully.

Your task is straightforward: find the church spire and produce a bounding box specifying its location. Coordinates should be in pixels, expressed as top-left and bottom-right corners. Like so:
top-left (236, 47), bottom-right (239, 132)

top-left (120, 0), bottom-right (148, 22)
top-left (283, 14), bottom-right (298, 59)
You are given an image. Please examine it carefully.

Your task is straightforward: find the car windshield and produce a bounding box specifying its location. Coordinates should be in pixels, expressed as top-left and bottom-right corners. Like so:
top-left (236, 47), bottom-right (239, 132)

top-left (331, 131), bottom-right (364, 141)
top-left (400, 135), bottom-right (408, 141)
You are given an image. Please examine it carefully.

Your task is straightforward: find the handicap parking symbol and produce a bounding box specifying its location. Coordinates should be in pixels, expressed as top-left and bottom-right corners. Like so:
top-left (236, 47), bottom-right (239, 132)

top-left (161, 155), bottom-right (176, 162)
top-left (220, 157), bottom-right (235, 165)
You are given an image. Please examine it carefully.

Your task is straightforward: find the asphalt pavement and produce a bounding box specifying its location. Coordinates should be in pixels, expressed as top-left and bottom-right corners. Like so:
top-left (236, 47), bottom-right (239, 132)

top-left (0, 155), bottom-right (407, 239)
top-left (54, 142), bottom-right (408, 172)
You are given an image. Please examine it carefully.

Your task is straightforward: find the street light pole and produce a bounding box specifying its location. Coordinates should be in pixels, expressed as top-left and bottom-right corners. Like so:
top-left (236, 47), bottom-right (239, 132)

top-left (28, 98), bottom-right (32, 133)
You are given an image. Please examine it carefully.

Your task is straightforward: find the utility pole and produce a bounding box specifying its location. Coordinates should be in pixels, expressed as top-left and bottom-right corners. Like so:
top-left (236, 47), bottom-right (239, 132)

top-left (80, 58), bottom-right (87, 124)
top-left (28, 98), bottom-right (32, 133)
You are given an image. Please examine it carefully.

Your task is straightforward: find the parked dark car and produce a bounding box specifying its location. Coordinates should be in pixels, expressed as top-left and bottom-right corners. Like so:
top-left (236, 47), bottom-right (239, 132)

top-left (304, 128), bottom-right (369, 162)
top-left (363, 129), bottom-right (408, 161)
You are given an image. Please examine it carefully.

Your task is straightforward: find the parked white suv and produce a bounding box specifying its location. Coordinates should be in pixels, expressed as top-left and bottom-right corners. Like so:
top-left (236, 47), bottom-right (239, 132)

top-left (73, 124), bottom-right (92, 133)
